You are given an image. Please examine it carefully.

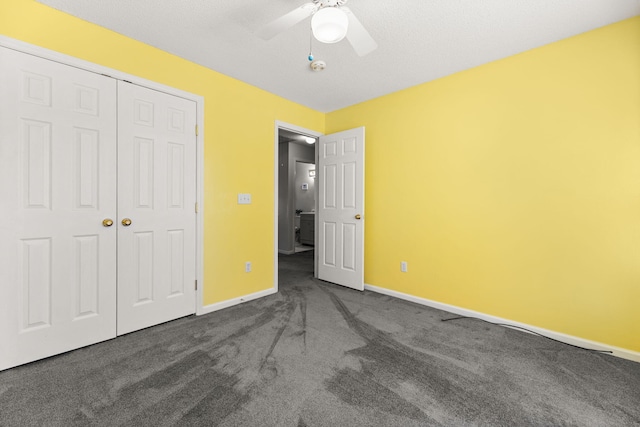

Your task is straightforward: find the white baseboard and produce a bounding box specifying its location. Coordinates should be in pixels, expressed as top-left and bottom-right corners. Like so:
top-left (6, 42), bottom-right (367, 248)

top-left (364, 284), bottom-right (640, 364)
top-left (198, 287), bottom-right (277, 315)
top-left (278, 249), bottom-right (295, 255)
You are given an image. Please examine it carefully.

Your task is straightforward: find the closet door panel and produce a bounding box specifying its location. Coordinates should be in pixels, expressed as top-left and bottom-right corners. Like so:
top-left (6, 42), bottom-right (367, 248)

top-left (116, 82), bottom-right (197, 335)
top-left (0, 47), bottom-right (117, 371)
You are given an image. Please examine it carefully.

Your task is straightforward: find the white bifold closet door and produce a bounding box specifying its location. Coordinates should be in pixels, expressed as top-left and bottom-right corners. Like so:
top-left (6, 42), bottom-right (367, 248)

top-left (0, 47), bottom-right (197, 371)
top-left (116, 82), bottom-right (197, 335)
top-left (0, 48), bottom-right (118, 370)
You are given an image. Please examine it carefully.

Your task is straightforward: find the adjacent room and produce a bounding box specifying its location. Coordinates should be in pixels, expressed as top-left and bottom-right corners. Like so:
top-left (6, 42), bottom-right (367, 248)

top-left (0, 0), bottom-right (639, 425)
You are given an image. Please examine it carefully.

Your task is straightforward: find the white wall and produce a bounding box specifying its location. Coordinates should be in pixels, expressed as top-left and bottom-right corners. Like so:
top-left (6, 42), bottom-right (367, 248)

top-left (278, 142), bottom-right (314, 253)
top-left (277, 142), bottom-right (290, 253)
top-left (295, 162), bottom-right (315, 213)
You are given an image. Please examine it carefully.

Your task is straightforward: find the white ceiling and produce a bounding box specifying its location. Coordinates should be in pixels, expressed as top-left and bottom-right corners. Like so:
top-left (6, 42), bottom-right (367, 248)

top-left (279, 129), bottom-right (316, 145)
top-left (37, 0), bottom-right (640, 113)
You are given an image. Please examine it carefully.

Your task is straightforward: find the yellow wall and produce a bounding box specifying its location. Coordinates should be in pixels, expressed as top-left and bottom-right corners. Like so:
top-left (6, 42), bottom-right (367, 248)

top-left (2, 1), bottom-right (638, 353)
top-left (0, 0), bottom-right (324, 305)
top-left (327, 17), bottom-right (640, 352)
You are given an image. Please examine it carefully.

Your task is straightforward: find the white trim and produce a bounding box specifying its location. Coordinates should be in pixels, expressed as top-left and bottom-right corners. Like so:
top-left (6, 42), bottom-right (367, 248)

top-left (199, 288), bottom-right (278, 315)
top-left (279, 249), bottom-right (295, 255)
top-left (274, 121), bottom-right (323, 294)
top-left (0, 36), bottom-right (207, 316)
top-left (195, 92), bottom-right (206, 315)
top-left (314, 132), bottom-right (319, 278)
top-left (364, 284), bottom-right (640, 364)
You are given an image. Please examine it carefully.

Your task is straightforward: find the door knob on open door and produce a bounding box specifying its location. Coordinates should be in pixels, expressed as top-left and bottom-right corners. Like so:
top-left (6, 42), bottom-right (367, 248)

top-left (121, 218), bottom-right (132, 226)
top-left (355, 214), bottom-right (361, 220)
top-left (102, 219), bottom-right (114, 227)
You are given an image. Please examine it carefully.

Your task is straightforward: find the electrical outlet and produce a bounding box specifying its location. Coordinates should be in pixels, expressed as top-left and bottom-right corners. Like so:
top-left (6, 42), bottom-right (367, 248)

top-left (401, 261), bottom-right (408, 273)
top-left (245, 262), bottom-right (251, 273)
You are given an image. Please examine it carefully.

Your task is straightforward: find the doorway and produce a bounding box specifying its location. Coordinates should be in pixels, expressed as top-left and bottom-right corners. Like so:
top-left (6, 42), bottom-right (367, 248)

top-left (274, 122), bottom-right (366, 293)
top-left (274, 123), bottom-right (322, 290)
top-left (277, 126), bottom-right (319, 255)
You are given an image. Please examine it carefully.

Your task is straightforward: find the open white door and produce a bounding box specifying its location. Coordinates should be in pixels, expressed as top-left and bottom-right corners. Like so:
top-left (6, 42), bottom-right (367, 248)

top-left (317, 127), bottom-right (365, 291)
top-left (116, 82), bottom-right (197, 335)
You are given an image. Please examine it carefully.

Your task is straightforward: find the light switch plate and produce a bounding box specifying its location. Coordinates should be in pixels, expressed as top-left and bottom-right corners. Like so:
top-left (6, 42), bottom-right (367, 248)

top-left (238, 193), bottom-right (251, 204)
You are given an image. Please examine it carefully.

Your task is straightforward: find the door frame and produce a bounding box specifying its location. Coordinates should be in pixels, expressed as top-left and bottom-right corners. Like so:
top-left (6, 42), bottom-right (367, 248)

top-left (274, 121), bottom-right (323, 292)
top-left (0, 36), bottom-right (206, 315)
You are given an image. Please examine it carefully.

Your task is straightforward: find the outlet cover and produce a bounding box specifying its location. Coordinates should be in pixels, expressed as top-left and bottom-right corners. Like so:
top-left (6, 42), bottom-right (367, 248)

top-left (238, 193), bottom-right (251, 204)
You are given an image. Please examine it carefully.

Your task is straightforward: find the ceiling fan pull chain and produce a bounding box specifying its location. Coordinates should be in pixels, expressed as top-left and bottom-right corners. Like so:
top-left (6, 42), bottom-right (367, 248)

top-left (308, 25), bottom-right (314, 61)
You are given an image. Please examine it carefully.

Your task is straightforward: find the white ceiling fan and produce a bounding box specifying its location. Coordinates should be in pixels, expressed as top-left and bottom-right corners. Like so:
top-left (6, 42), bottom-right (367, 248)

top-left (256, 0), bottom-right (378, 57)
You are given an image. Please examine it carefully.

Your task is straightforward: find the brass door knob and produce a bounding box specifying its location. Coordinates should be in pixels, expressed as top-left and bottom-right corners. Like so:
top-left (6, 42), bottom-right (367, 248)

top-left (102, 219), bottom-right (114, 227)
top-left (355, 214), bottom-right (362, 220)
top-left (121, 218), bottom-right (132, 226)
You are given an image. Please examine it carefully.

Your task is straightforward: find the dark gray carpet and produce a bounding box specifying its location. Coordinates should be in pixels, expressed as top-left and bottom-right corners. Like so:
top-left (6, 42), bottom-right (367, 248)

top-left (1, 251), bottom-right (639, 426)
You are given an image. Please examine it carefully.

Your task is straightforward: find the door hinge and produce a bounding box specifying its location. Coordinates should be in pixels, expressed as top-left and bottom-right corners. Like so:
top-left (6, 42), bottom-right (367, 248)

top-left (195, 279), bottom-right (198, 290)
top-left (195, 124), bottom-right (199, 136)
top-left (195, 202), bottom-right (199, 213)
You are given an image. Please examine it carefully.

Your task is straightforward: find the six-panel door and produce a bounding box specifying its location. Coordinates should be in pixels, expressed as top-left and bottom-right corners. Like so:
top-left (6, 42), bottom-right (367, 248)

top-left (116, 82), bottom-right (197, 335)
top-left (317, 127), bottom-right (365, 291)
top-left (0, 47), bottom-right (118, 370)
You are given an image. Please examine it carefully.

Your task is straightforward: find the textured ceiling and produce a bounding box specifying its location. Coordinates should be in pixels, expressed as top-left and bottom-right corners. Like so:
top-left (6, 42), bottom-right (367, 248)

top-left (36, 0), bottom-right (640, 112)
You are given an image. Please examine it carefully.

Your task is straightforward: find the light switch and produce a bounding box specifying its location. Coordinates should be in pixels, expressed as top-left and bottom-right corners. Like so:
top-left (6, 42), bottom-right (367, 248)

top-left (238, 193), bottom-right (251, 204)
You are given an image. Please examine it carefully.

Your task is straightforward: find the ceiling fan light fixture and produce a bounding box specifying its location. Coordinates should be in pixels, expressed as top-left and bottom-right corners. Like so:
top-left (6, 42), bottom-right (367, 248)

top-left (311, 7), bottom-right (349, 44)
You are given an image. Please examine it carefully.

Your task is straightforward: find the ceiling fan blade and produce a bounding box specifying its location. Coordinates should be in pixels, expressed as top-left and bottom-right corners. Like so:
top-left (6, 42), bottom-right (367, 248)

top-left (342, 7), bottom-right (378, 57)
top-left (256, 3), bottom-right (317, 40)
